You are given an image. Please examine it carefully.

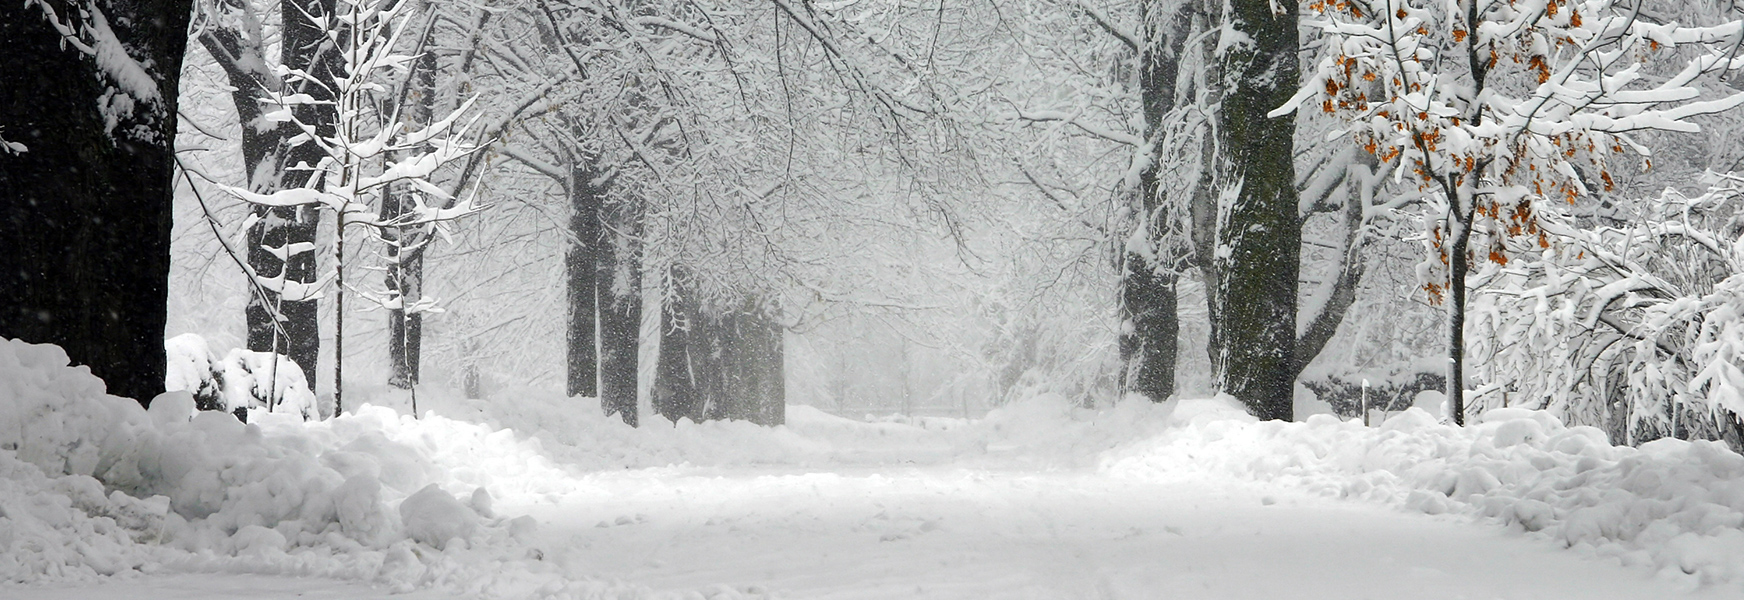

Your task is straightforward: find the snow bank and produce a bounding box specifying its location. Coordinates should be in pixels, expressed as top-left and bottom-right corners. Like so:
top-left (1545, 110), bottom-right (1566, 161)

top-left (15, 329), bottom-right (1744, 594)
top-left (1102, 398), bottom-right (1744, 591)
top-left (0, 338), bottom-right (660, 597)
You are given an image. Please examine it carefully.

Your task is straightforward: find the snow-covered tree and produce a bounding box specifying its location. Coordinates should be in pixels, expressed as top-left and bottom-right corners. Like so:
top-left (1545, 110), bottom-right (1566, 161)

top-left (1471, 173), bottom-right (1744, 446)
top-left (191, 0), bottom-right (340, 388)
top-left (204, 0), bottom-right (484, 413)
top-left (1274, 0), bottom-right (1744, 424)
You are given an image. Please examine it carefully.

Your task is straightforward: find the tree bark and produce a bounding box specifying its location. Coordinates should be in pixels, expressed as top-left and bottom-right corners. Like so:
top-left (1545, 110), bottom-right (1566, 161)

top-left (1446, 210), bottom-right (1473, 426)
top-left (1118, 0), bottom-right (1199, 402)
top-left (1211, 0), bottom-right (1300, 421)
top-left (566, 164), bottom-right (601, 399)
top-left (383, 44), bottom-right (437, 390)
top-left (597, 195), bottom-right (643, 426)
top-left (1120, 260), bottom-right (1178, 400)
top-left (0, 0), bottom-right (191, 405)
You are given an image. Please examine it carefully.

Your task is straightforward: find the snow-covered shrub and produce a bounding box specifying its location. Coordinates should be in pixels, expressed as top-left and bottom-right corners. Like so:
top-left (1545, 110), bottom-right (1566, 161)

top-left (164, 333), bottom-right (316, 420)
top-left (1471, 173), bottom-right (1744, 447)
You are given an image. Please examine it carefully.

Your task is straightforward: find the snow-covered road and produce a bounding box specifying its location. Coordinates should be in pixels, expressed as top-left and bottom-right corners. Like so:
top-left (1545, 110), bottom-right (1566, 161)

top-left (516, 465), bottom-right (1722, 600)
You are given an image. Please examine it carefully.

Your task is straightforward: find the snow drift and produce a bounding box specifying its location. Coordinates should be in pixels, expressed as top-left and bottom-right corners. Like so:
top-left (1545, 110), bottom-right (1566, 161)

top-left (1101, 398), bottom-right (1744, 591)
top-left (0, 338), bottom-right (580, 595)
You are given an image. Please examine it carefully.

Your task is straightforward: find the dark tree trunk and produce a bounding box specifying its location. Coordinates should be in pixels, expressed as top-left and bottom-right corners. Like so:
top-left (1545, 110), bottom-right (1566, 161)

top-left (1212, 0), bottom-right (1300, 421)
top-left (654, 273), bottom-right (784, 426)
top-left (654, 270), bottom-right (700, 422)
top-left (244, 207), bottom-right (321, 387)
top-left (1120, 259), bottom-right (1178, 400)
top-left (597, 196), bottom-right (643, 426)
top-left (1446, 211), bottom-right (1473, 426)
top-left (566, 164), bottom-right (601, 399)
top-left (383, 47), bottom-right (437, 390)
top-left (0, 0), bottom-right (191, 405)
top-left (242, 0), bottom-right (339, 389)
top-left (1118, 0), bottom-right (1198, 402)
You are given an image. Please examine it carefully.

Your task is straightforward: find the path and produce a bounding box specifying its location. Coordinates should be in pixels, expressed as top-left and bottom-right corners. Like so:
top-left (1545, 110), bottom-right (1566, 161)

top-left (516, 464), bottom-right (1721, 600)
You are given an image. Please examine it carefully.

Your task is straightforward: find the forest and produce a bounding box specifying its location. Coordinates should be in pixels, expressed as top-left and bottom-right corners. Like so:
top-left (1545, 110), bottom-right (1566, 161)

top-left (10, 0), bottom-right (1744, 597)
top-left (13, 0), bottom-right (1744, 442)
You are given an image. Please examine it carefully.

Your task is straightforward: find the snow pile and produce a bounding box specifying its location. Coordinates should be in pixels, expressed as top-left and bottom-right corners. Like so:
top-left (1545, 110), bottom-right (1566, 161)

top-left (0, 338), bottom-right (642, 597)
top-left (164, 333), bottom-right (316, 420)
top-left (1102, 397), bottom-right (1744, 590)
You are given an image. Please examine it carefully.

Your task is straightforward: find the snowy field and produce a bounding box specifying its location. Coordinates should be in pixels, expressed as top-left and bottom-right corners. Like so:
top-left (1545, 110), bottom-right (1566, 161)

top-left (6, 337), bottom-right (1744, 599)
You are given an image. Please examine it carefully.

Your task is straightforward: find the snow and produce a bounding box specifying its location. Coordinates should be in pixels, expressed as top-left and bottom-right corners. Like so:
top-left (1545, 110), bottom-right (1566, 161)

top-left (7, 337), bottom-right (1744, 597)
top-left (164, 333), bottom-right (316, 420)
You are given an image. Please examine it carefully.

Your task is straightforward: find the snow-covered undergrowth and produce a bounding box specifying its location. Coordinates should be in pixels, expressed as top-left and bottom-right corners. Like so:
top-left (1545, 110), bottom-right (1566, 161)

top-left (1100, 398), bottom-right (1744, 591)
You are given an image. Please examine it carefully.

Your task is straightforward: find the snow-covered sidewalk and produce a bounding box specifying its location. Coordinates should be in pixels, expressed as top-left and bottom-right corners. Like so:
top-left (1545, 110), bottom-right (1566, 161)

top-left (5, 338), bottom-right (1744, 598)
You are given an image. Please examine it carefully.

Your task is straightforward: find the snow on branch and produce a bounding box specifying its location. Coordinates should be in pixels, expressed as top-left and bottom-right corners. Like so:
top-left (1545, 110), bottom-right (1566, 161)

top-left (1015, 108), bottom-right (1143, 146)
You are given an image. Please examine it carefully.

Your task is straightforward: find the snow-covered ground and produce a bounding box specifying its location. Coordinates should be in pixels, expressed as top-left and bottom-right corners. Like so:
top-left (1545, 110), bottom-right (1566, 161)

top-left (5, 337), bottom-right (1744, 599)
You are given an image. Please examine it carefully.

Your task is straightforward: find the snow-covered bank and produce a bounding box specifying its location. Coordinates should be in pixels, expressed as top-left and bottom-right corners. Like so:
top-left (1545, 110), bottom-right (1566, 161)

top-left (0, 339), bottom-right (610, 596)
top-left (1103, 399), bottom-right (1744, 591)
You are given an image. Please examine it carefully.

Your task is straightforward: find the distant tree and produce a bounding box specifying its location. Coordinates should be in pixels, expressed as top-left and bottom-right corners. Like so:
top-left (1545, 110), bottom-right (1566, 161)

top-left (0, 0), bottom-right (194, 404)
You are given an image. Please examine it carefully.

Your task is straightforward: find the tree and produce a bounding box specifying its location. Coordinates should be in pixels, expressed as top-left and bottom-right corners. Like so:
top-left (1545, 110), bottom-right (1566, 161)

top-left (1179, 0), bottom-right (1304, 419)
top-left (1120, 0), bottom-right (1201, 402)
top-left (1470, 174), bottom-right (1744, 447)
top-left (0, 0), bottom-right (194, 404)
top-left (1277, 0), bottom-right (1744, 424)
top-left (193, 0), bottom-right (338, 389)
top-left (213, 0), bottom-right (484, 413)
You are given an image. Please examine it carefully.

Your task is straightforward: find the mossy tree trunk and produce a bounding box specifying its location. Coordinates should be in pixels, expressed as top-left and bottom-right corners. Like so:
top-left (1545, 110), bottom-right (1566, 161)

top-left (1210, 0), bottom-right (1300, 421)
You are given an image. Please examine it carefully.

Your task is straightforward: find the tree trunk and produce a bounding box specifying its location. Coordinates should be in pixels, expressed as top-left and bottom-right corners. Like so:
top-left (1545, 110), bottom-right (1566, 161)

top-left (1211, 0), bottom-right (1300, 421)
top-left (1446, 211), bottom-right (1473, 426)
top-left (1119, 0), bottom-right (1198, 402)
top-left (654, 274), bottom-right (784, 426)
top-left (654, 270), bottom-right (700, 422)
top-left (383, 46), bottom-right (437, 390)
top-left (1188, 0), bottom-right (1226, 377)
top-left (0, 0), bottom-right (191, 405)
top-left (597, 195), bottom-right (643, 426)
top-left (243, 0), bottom-right (339, 390)
top-left (1120, 259), bottom-right (1178, 400)
top-left (566, 164), bottom-right (601, 398)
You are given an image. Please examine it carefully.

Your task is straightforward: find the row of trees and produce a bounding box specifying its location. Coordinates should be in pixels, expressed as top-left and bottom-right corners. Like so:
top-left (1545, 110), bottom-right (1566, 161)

top-left (15, 0), bottom-right (1744, 446)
